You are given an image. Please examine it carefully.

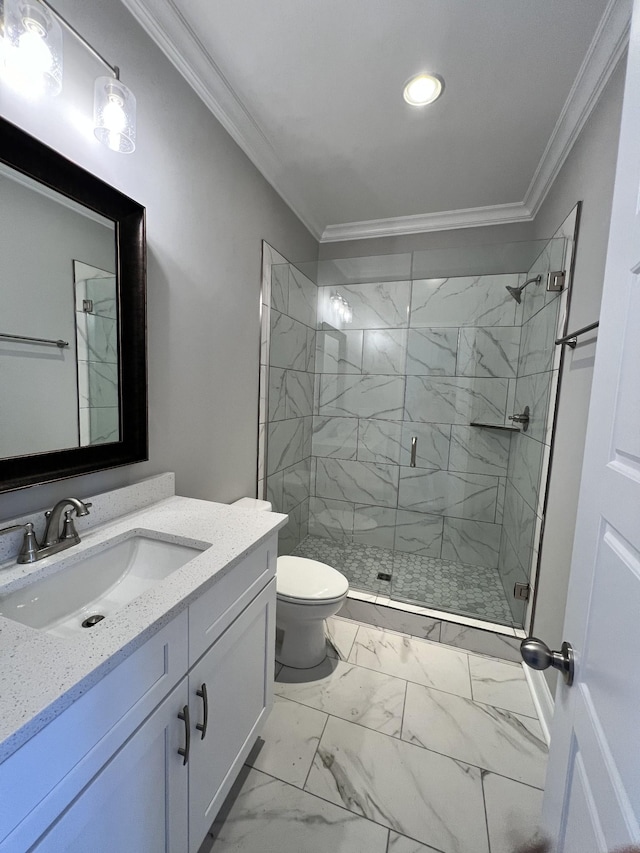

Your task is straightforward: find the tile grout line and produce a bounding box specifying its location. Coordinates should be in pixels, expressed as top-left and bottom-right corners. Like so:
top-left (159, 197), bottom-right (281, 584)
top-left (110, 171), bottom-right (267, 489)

top-left (301, 712), bottom-right (330, 792)
top-left (465, 650), bottom-right (474, 709)
top-left (481, 772), bottom-right (494, 853)
top-left (399, 677), bottom-right (409, 741)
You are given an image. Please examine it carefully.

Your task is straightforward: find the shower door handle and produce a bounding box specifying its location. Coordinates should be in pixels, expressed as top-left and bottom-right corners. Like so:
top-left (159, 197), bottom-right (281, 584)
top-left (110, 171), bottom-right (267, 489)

top-left (410, 436), bottom-right (418, 467)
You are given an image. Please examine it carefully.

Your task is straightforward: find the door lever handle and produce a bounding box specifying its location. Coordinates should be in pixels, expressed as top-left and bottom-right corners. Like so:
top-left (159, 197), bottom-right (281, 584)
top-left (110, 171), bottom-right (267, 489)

top-left (521, 637), bottom-right (574, 686)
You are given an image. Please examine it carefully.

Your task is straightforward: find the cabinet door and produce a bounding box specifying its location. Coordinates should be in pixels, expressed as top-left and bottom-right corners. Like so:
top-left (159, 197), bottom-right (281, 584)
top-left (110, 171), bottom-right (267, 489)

top-left (188, 579), bottom-right (276, 852)
top-left (30, 680), bottom-right (190, 853)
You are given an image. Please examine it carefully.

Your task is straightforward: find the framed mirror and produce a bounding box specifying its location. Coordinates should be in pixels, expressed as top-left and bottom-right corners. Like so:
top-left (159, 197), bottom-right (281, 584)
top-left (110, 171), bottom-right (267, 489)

top-left (0, 117), bottom-right (147, 492)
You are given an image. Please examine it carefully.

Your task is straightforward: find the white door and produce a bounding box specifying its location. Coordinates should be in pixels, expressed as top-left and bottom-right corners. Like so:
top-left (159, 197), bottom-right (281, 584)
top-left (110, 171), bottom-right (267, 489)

top-left (541, 3), bottom-right (640, 848)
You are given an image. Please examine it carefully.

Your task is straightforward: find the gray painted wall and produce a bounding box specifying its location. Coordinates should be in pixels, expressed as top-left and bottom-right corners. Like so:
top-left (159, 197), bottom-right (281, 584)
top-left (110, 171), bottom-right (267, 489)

top-left (0, 0), bottom-right (317, 522)
top-left (530, 60), bottom-right (626, 690)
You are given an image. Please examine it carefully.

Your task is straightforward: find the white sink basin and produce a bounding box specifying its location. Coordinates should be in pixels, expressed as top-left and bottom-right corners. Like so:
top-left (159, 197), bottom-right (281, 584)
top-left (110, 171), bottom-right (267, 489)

top-left (0, 531), bottom-right (206, 637)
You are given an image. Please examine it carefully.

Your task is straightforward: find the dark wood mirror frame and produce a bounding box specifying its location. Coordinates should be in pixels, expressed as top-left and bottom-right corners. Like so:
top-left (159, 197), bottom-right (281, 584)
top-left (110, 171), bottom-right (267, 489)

top-left (0, 117), bottom-right (148, 492)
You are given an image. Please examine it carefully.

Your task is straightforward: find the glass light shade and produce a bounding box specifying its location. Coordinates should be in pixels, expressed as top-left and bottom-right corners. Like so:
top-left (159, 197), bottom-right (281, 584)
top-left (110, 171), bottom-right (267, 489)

top-left (93, 76), bottom-right (136, 153)
top-left (403, 73), bottom-right (443, 107)
top-left (3, 0), bottom-right (63, 97)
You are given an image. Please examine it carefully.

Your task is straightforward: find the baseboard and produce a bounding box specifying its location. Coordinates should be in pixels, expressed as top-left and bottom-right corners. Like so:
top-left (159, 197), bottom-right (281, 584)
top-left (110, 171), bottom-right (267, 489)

top-left (523, 665), bottom-right (555, 744)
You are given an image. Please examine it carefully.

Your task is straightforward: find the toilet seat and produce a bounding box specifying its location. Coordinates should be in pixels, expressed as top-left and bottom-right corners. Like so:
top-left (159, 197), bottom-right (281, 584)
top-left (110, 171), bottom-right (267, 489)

top-left (276, 556), bottom-right (348, 604)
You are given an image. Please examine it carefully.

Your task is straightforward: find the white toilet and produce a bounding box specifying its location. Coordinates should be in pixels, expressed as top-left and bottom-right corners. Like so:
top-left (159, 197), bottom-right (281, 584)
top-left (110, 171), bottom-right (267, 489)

top-left (232, 498), bottom-right (350, 669)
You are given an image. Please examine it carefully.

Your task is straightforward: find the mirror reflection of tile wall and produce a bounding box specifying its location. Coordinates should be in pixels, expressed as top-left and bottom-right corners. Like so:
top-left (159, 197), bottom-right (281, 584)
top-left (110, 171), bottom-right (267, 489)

top-left (74, 261), bottom-right (119, 446)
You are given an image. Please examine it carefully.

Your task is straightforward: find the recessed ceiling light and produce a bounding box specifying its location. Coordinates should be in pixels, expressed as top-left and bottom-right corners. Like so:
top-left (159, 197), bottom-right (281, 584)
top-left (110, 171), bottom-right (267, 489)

top-left (403, 73), bottom-right (443, 107)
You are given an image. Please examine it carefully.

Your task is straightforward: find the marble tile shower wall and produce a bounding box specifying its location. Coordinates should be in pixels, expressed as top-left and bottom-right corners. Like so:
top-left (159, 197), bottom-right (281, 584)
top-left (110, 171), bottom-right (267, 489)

top-left (310, 275), bottom-right (524, 570)
top-left (76, 277), bottom-right (119, 445)
top-left (265, 260), bottom-right (319, 554)
top-left (498, 226), bottom-right (573, 625)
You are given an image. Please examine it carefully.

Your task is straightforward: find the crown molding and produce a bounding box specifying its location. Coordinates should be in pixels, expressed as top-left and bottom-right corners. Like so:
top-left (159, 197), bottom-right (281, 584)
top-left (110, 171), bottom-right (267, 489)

top-left (121, 0), bottom-right (630, 245)
top-left (320, 201), bottom-right (533, 243)
top-left (119, 0), bottom-right (324, 239)
top-left (524, 0), bottom-right (631, 218)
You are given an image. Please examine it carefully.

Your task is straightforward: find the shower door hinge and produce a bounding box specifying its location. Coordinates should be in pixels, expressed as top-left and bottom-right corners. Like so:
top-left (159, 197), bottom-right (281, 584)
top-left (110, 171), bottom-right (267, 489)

top-left (546, 270), bottom-right (565, 293)
top-left (82, 299), bottom-right (94, 313)
top-left (513, 582), bottom-right (531, 601)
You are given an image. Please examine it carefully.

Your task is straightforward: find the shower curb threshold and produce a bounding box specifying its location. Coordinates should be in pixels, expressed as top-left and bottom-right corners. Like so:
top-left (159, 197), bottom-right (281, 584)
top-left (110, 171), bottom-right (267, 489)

top-left (339, 591), bottom-right (525, 663)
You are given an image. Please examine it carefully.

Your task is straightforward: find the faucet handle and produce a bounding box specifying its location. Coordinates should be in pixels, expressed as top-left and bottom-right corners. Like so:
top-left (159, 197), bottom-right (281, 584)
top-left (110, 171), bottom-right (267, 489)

top-left (60, 510), bottom-right (81, 543)
top-left (0, 522), bottom-right (39, 564)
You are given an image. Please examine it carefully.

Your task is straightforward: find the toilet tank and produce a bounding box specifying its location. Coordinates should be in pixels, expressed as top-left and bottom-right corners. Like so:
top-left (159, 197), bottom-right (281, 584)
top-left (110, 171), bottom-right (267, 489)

top-left (231, 497), bottom-right (272, 512)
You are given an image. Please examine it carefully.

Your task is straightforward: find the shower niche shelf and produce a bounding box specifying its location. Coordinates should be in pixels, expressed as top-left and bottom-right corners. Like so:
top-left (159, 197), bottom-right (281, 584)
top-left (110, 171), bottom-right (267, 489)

top-left (470, 422), bottom-right (520, 432)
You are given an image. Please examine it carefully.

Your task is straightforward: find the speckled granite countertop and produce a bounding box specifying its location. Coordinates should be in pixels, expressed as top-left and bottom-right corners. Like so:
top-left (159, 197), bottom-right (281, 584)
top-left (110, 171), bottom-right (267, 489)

top-left (0, 495), bottom-right (286, 763)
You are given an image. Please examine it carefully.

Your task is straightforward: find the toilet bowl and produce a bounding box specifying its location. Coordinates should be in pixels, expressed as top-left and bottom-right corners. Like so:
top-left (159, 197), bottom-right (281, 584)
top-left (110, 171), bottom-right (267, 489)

top-left (275, 555), bottom-right (349, 668)
top-left (231, 498), bottom-right (350, 668)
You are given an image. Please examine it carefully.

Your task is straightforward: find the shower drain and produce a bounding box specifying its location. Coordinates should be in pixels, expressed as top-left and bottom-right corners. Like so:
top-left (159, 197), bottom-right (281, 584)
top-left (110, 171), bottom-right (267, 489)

top-left (377, 572), bottom-right (392, 582)
top-left (81, 614), bottom-right (105, 628)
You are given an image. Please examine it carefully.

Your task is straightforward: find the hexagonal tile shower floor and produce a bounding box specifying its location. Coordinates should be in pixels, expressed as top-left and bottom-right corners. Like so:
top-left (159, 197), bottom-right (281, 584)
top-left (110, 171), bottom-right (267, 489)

top-left (291, 535), bottom-right (514, 625)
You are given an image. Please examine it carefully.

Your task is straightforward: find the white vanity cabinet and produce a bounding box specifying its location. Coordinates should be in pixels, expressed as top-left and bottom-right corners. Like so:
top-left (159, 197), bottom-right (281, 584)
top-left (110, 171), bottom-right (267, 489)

top-left (188, 580), bottom-right (276, 852)
top-left (30, 679), bottom-right (190, 852)
top-left (0, 535), bottom-right (277, 853)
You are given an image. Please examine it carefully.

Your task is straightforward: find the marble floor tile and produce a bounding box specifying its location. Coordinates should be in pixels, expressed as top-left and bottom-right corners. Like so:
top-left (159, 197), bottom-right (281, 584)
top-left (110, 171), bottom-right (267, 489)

top-left (349, 625), bottom-right (472, 698)
top-left (246, 695), bottom-right (327, 788)
top-left (387, 832), bottom-right (441, 853)
top-left (206, 767), bottom-right (388, 853)
top-left (401, 682), bottom-right (547, 787)
top-left (469, 656), bottom-right (537, 717)
top-left (275, 657), bottom-right (406, 737)
top-left (483, 772), bottom-right (546, 853)
top-left (305, 716), bottom-right (488, 853)
top-left (326, 616), bottom-right (359, 660)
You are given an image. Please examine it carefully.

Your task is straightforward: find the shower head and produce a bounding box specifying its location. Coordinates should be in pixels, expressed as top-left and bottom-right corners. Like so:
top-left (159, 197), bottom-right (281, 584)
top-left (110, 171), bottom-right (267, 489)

top-left (505, 275), bottom-right (542, 303)
top-left (506, 285), bottom-right (523, 304)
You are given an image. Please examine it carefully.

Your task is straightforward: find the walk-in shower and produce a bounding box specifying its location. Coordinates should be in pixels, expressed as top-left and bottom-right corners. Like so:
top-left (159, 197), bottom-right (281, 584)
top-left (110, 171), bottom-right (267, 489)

top-left (259, 206), bottom-right (580, 631)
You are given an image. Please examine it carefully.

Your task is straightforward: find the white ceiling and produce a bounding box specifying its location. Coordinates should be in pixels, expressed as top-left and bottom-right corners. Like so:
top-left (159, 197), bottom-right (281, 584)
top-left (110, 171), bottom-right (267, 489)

top-left (122, 0), bottom-right (627, 240)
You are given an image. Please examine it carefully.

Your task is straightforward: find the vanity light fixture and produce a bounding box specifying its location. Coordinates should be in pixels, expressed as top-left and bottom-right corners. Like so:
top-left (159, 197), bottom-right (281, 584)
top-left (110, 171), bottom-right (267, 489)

top-left (403, 72), bottom-right (443, 107)
top-left (3, 0), bottom-right (63, 97)
top-left (93, 72), bottom-right (136, 154)
top-left (2, 0), bottom-right (137, 152)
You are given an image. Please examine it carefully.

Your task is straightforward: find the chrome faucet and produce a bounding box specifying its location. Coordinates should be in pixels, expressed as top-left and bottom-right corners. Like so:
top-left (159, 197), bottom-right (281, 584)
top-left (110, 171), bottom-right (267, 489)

top-left (0, 498), bottom-right (92, 564)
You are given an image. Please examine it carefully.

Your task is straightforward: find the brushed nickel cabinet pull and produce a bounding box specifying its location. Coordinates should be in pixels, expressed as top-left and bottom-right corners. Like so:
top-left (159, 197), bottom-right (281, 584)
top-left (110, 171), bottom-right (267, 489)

top-left (196, 683), bottom-right (208, 740)
top-left (178, 704), bottom-right (190, 765)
